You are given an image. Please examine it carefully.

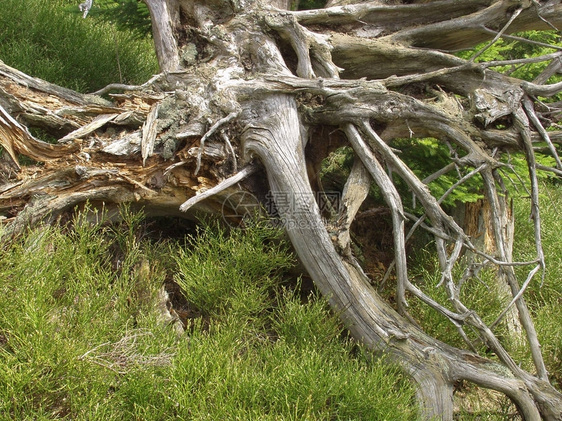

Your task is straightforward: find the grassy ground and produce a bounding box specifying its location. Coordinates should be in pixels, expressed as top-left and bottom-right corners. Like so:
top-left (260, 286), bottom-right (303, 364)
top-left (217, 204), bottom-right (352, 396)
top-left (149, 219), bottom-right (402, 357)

top-left (0, 0), bottom-right (158, 92)
top-left (0, 208), bottom-right (417, 420)
top-left (406, 180), bottom-right (562, 418)
top-left (512, 180), bottom-right (562, 388)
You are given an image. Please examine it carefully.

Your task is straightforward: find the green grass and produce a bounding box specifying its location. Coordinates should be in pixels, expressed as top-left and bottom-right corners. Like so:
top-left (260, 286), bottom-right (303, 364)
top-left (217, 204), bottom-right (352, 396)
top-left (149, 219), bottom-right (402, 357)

top-left (512, 180), bottom-right (562, 387)
top-left (0, 0), bottom-right (158, 92)
top-left (406, 181), bottom-right (562, 390)
top-left (0, 208), bottom-right (417, 420)
top-left (401, 181), bottom-right (562, 417)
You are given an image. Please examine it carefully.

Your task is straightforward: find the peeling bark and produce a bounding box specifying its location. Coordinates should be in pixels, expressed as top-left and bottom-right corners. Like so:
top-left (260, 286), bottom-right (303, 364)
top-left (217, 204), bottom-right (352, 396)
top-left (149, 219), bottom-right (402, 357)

top-left (2, 0), bottom-right (562, 418)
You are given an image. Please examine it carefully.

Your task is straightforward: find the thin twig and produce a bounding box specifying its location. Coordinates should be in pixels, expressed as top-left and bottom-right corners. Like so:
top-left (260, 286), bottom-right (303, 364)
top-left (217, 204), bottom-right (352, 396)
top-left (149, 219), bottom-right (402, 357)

top-left (91, 73), bottom-right (164, 96)
top-left (490, 264), bottom-right (541, 330)
top-left (470, 8), bottom-right (523, 62)
top-left (482, 51), bottom-right (562, 69)
top-left (523, 95), bottom-right (562, 169)
top-left (480, 28), bottom-right (562, 51)
top-left (437, 164), bottom-right (486, 205)
top-left (536, 163), bottom-right (562, 177)
top-left (195, 111), bottom-right (239, 175)
top-left (382, 65), bottom-right (470, 88)
top-left (179, 164), bottom-right (259, 212)
top-left (422, 162), bottom-right (456, 185)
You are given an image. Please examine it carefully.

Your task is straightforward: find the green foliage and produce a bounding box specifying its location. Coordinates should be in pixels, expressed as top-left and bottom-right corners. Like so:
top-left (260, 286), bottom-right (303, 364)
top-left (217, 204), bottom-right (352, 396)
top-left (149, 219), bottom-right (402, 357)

top-left (75, 0), bottom-right (153, 39)
top-left (168, 296), bottom-right (416, 420)
top-left (0, 213), bottom-right (417, 420)
top-left (0, 0), bottom-right (158, 92)
top-left (457, 30), bottom-right (562, 101)
top-left (390, 138), bottom-right (484, 209)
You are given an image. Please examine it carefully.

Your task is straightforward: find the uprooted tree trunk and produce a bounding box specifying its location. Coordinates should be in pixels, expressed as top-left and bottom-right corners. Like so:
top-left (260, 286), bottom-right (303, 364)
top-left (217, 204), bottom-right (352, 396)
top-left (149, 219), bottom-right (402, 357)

top-left (2, 0), bottom-right (562, 418)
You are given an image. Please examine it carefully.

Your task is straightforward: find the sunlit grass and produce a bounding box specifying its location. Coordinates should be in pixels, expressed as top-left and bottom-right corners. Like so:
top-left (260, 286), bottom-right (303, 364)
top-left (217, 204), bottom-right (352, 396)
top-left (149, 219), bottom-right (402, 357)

top-left (512, 180), bottom-right (562, 387)
top-left (0, 0), bottom-right (158, 92)
top-left (406, 181), bottom-right (562, 409)
top-left (0, 209), bottom-right (417, 420)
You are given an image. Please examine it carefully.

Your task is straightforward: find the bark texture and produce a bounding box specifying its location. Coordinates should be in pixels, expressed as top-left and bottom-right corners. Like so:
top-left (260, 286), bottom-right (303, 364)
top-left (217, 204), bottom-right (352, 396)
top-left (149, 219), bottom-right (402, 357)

top-left (1, 0), bottom-right (562, 418)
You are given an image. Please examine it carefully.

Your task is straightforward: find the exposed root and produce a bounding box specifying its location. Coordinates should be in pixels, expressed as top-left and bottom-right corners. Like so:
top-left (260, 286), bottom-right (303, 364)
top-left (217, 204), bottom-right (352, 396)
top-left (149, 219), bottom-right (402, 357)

top-left (266, 13), bottom-right (340, 79)
top-left (179, 164), bottom-right (259, 212)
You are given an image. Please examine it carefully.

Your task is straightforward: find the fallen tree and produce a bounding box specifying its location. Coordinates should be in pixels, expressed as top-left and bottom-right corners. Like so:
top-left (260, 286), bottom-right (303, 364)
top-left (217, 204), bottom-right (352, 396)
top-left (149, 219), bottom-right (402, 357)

top-left (1, 0), bottom-right (562, 418)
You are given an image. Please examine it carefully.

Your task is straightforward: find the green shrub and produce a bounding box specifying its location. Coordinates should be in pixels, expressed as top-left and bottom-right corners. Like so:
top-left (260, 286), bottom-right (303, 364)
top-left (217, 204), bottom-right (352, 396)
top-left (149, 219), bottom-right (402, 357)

top-left (0, 213), bottom-right (417, 420)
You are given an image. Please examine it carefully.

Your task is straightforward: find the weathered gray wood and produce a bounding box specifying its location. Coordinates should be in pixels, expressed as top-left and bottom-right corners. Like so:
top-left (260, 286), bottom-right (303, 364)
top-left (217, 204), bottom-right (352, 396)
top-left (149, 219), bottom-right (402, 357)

top-left (2, 0), bottom-right (562, 417)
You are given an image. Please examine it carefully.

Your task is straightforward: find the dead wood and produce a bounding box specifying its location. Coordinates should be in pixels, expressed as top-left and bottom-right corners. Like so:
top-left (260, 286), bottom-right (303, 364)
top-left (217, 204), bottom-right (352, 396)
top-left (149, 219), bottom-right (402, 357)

top-left (2, 0), bottom-right (562, 418)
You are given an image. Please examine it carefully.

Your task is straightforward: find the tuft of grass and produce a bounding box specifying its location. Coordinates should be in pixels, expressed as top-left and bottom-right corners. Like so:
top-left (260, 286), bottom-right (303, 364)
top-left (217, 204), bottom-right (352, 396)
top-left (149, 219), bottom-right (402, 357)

top-left (0, 0), bottom-right (158, 92)
top-left (174, 221), bottom-right (294, 322)
top-left (0, 211), bottom-right (417, 420)
top-left (0, 207), bottom-right (173, 419)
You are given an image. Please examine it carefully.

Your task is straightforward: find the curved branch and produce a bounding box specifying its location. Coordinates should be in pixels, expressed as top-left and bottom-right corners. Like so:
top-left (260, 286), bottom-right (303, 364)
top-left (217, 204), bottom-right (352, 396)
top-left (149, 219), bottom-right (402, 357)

top-left (522, 80), bottom-right (562, 97)
top-left (90, 73), bottom-right (164, 96)
top-left (344, 123), bottom-right (409, 314)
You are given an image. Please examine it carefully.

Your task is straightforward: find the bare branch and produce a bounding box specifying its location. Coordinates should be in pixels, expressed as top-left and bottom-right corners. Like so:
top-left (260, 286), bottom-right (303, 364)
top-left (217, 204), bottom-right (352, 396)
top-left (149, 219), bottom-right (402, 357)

top-left (483, 51), bottom-right (562, 69)
top-left (481, 28), bottom-right (562, 52)
top-left (470, 7), bottom-right (523, 62)
top-left (522, 80), bottom-right (562, 97)
top-left (491, 264), bottom-right (542, 331)
top-left (91, 73), bottom-right (164, 96)
top-left (523, 95), bottom-right (562, 169)
top-left (195, 111), bottom-right (239, 175)
top-left (344, 123), bottom-right (409, 314)
top-left (179, 164), bottom-right (259, 213)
